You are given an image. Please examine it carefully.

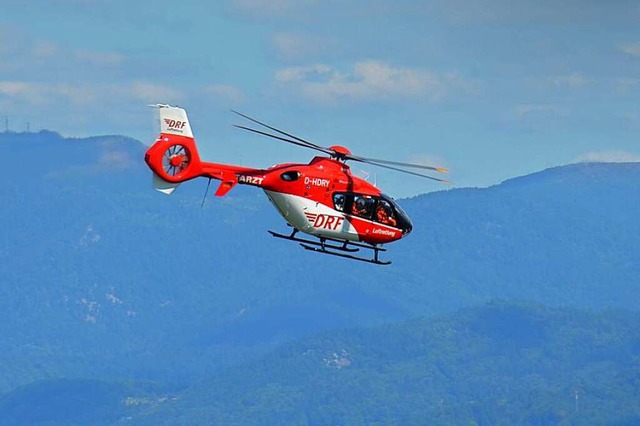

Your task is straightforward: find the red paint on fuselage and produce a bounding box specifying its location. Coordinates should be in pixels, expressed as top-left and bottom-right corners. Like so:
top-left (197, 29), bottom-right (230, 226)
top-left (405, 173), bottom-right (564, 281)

top-left (145, 134), bottom-right (410, 245)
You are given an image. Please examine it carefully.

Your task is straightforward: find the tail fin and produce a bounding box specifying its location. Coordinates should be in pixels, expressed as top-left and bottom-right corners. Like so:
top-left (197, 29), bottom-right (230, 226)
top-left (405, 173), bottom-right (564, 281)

top-left (145, 105), bottom-right (203, 194)
top-left (157, 103), bottom-right (194, 139)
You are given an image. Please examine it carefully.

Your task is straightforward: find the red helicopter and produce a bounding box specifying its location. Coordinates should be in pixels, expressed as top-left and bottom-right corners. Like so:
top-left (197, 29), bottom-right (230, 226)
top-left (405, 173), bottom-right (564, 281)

top-left (144, 105), bottom-right (449, 265)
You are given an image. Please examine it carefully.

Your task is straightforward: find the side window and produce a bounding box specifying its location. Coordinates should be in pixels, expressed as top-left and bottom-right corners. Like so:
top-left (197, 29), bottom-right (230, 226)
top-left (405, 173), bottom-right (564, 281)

top-left (333, 193), bottom-right (346, 212)
top-left (375, 199), bottom-right (397, 227)
top-left (351, 195), bottom-right (375, 219)
top-left (280, 171), bottom-right (301, 181)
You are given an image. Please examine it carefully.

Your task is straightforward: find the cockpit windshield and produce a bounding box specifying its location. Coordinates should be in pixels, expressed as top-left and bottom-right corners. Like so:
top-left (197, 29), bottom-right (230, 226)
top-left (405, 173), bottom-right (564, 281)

top-left (332, 192), bottom-right (413, 235)
top-left (380, 194), bottom-right (413, 234)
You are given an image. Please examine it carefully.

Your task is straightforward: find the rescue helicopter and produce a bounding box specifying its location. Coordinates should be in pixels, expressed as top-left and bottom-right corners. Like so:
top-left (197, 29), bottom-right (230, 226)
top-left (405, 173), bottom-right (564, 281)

top-left (144, 105), bottom-right (450, 265)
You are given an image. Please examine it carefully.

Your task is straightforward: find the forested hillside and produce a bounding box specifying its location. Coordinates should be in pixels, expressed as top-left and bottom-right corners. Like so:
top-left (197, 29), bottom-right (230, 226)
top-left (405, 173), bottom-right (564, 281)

top-left (1, 131), bottom-right (639, 425)
top-left (2, 303), bottom-right (638, 426)
top-left (137, 303), bottom-right (640, 426)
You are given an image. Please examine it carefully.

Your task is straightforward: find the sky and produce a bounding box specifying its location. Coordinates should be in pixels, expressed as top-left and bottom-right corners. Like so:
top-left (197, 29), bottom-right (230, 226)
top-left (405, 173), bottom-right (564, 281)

top-left (1, 0), bottom-right (639, 197)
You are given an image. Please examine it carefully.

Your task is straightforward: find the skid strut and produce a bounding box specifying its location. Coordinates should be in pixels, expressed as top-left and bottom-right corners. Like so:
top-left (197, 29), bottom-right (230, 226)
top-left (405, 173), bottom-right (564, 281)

top-left (268, 229), bottom-right (391, 265)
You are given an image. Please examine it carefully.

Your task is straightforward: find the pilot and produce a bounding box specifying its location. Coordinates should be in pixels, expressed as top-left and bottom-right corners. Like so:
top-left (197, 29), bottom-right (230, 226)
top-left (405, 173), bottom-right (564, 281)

top-left (376, 204), bottom-right (397, 226)
top-left (352, 197), bottom-right (368, 216)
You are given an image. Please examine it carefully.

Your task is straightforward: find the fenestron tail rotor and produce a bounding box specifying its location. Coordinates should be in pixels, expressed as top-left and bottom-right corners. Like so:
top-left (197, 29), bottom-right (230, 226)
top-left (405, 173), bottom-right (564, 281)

top-left (233, 111), bottom-right (451, 184)
top-left (162, 144), bottom-right (191, 177)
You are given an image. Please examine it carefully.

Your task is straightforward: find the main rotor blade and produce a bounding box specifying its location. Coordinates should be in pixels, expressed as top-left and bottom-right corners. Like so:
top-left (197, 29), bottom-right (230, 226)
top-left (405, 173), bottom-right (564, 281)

top-left (358, 160), bottom-right (452, 184)
top-left (232, 110), bottom-right (329, 152)
top-left (349, 155), bottom-right (448, 173)
top-left (232, 110), bottom-right (450, 183)
top-left (234, 125), bottom-right (333, 155)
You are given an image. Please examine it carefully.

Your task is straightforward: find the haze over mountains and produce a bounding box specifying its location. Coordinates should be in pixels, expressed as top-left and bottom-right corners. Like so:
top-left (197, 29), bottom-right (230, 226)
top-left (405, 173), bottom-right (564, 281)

top-left (1, 130), bottom-right (639, 425)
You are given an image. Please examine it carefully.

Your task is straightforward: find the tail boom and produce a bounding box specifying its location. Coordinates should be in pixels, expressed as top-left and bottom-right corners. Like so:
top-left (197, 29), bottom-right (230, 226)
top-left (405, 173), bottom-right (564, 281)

top-left (145, 105), bottom-right (261, 196)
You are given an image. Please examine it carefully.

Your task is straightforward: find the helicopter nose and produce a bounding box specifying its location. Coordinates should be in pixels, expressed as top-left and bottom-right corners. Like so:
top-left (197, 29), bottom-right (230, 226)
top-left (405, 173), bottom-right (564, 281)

top-left (402, 222), bottom-right (413, 236)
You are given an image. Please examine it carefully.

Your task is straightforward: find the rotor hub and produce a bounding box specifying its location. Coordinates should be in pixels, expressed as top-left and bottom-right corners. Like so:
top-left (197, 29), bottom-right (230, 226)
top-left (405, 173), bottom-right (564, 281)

top-left (170, 155), bottom-right (184, 167)
top-left (329, 145), bottom-right (352, 157)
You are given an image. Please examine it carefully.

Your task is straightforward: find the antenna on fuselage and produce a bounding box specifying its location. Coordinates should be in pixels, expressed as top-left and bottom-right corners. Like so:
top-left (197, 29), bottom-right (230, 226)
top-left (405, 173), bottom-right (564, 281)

top-left (359, 170), bottom-right (378, 187)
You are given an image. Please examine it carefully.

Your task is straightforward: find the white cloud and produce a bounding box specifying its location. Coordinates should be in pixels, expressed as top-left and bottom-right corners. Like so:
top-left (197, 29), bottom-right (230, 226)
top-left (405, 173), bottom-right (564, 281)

top-left (126, 82), bottom-right (183, 104)
top-left (0, 80), bottom-right (183, 106)
top-left (75, 49), bottom-right (125, 66)
top-left (53, 84), bottom-right (97, 104)
top-left (231, 0), bottom-right (322, 16)
top-left (204, 84), bottom-right (245, 105)
top-left (231, 0), bottom-right (633, 24)
top-left (275, 64), bottom-right (333, 83)
top-left (515, 104), bottom-right (565, 119)
top-left (0, 29), bottom-right (126, 76)
top-left (272, 33), bottom-right (307, 59)
top-left (32, 41), bottom-right (59, 58)
top-left (619, 42), bottom-right (640, 57)
top-left (0, 81), bottom-right (77, 106)
top-left (275, 61), bottom-right (465, 103)
top-left (271, 32), bottom-right (332, 60)
top-left (575, 151), bottom-right (640, 163)
top-left (0, 81), bottom-right (94, 104)
top-left (617, 78), bottom-right (640, 92)
top-left (0, 81), bottom-right (31, 97)
top-left (551, 72), bottom-right (590, 88)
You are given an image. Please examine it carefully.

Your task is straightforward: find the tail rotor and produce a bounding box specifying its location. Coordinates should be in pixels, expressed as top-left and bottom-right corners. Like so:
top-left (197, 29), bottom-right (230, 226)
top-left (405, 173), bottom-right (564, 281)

top-left (162, 144), bottom-right (192, 177)
top-left (145, 105), bottom-right (203, 193)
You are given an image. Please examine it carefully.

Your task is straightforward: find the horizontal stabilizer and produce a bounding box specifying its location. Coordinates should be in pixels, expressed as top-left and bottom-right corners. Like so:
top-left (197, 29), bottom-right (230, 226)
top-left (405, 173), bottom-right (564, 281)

top-left (153, 172), bottom-right (180, 195)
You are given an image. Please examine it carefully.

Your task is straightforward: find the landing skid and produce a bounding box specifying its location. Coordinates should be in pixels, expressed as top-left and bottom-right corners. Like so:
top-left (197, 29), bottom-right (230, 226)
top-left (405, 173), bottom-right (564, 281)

top-left (268, 229), bottom-right (391, 265)
top-left (300, 244), bottom-right (391, 265)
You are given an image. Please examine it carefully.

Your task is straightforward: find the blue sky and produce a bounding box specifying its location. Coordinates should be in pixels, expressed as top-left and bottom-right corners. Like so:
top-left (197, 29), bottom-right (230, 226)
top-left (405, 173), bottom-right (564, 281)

top-left (1, 0), bottom-right (639, 196)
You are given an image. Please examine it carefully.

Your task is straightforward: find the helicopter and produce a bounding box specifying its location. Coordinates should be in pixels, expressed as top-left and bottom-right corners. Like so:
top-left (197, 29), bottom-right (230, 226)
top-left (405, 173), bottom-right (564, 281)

top-left (144, 104), bottom-right (450, 265)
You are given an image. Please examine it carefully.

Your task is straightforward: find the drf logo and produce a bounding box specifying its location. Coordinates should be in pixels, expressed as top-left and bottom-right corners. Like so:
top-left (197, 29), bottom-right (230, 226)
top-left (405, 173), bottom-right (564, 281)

top-left (164, 119), bottom-right (187, 131)
top-left (304, 212), bottom-right (345, 231)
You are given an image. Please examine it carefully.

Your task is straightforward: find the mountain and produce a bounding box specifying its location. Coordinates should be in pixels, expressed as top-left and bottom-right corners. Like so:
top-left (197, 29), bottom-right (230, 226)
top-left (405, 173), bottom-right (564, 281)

top-left (1, 130), bottom-right (639, 397)
top-left (389, 161), bottom-right (640, 313)
top-left (134, 302), bottom-right (640, 426)
top-left (2, 303), bottom-right (638, 426)
top-left (0, 378), bottom-right (167, 426)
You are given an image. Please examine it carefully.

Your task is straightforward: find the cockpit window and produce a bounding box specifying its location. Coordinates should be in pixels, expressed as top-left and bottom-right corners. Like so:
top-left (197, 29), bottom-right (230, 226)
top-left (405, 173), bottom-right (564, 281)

top-left (375, 199), bottom-right (397, 227)
top-left (280, 171), bottom-right (301, 181)
top-left (381, 193), bottom-right (412, 233)
top-left (332, 192), bottom-right (411, 232)
top-left (351, 195), bottom-right (375, 219)
top-left (333, 193), bottom-right (346, 212)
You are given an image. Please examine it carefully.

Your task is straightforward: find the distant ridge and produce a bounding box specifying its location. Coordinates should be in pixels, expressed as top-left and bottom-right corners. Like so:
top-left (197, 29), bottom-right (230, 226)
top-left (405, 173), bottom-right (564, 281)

top-left (158, 302), bottom-right (638, 425)
top-left (0, 131), bottom-right (638, 401)
top-left (498, 161), bottom-right (640, 188)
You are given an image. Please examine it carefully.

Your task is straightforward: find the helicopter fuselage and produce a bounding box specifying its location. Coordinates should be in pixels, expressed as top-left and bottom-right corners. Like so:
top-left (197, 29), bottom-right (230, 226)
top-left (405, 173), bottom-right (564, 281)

top-left (230, 157), bottom-right (413, 245)
top-left (144, 104), bottom-right (443, 263)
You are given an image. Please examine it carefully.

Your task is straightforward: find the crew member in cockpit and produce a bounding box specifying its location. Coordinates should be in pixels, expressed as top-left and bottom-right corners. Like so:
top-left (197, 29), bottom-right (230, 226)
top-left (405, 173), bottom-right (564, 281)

top-left (376, 203), bottom-right (397, 227)
top-left (352, 198), bottom-right (365, 215)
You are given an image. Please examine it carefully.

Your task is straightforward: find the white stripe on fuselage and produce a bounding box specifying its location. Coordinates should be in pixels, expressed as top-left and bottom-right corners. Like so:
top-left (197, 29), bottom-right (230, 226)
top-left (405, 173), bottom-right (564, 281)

top-left (264, 190), bottom-right (359, 241)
